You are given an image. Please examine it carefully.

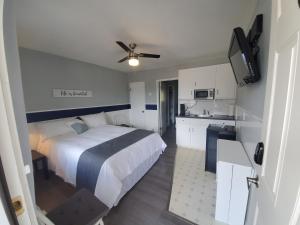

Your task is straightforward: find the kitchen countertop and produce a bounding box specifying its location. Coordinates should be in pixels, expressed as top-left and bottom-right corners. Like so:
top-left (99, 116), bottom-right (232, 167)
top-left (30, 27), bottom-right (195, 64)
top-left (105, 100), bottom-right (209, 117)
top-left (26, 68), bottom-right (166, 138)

top-left (176, 115), bottom-right (235, 121)
top-left (217, 139), bottom-right (251, 166)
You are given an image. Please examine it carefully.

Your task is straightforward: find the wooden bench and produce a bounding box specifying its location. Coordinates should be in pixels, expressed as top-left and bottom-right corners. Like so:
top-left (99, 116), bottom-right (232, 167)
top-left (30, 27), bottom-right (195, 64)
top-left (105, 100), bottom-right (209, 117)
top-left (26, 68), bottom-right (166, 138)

top-left (37, 189), bottom-right (109, 225)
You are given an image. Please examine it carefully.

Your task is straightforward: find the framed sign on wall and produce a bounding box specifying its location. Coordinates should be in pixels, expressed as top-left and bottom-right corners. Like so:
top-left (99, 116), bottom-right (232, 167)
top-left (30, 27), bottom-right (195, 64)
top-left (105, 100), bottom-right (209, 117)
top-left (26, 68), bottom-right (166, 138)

top-left (53, 89), bottom-right (93, 97)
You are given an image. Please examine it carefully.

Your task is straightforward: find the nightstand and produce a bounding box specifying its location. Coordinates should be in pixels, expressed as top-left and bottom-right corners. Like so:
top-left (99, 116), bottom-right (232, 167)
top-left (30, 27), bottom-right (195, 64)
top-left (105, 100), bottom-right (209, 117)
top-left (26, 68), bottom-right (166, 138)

top-left (31, 150), bottom-right (49, 179)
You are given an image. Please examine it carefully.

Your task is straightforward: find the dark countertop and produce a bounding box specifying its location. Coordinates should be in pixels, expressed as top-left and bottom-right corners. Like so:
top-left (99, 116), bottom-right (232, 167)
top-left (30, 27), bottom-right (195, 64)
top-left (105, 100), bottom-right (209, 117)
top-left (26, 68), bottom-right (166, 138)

top-left (176, 115), bottom-right (235, 121)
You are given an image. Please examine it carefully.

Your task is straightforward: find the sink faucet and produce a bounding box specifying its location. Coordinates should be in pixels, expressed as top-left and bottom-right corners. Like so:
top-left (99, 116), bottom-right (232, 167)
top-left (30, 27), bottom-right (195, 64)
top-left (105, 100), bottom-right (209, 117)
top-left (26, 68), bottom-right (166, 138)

top-left (203, 109), bottom-right (207, 115)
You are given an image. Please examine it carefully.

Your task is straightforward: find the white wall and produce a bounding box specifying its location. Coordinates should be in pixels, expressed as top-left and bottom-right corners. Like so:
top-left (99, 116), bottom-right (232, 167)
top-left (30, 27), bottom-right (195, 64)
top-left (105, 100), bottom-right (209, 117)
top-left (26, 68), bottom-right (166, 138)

top-left (234, 0), bottom-right (272, 224)
top-left (20, 48), bottom-right (131, 137)
top-left (19, 48), bottom-right (129, 112)
top-left (144, 110), bottom-right (159, 132)
top-left (235, 0), bottom-right (271, 170)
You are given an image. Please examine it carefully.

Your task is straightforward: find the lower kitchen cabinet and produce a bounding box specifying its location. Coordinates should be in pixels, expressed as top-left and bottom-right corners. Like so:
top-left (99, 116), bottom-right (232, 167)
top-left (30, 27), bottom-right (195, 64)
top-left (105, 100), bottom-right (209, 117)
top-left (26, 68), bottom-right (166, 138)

top-left (190, 124), bottom-right (206, 149)
top-left (215, 139), bottom-right (253, 225)
top-left (176, 122), bottom-right (190, 148)
top-left (175, 117), bottom-right (235, 150)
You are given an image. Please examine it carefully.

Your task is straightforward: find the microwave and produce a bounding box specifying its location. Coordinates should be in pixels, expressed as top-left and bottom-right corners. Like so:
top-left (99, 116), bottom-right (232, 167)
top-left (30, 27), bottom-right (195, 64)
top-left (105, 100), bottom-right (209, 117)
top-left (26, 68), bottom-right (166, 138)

top-left (194, 89), bottom-right (215, 100)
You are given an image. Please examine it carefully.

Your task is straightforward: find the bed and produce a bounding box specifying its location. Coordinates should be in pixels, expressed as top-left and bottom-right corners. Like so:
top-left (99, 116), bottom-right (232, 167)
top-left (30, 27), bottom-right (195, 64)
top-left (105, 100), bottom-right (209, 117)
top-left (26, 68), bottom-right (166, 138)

top-left (33, 117), bottom-right (166, 208)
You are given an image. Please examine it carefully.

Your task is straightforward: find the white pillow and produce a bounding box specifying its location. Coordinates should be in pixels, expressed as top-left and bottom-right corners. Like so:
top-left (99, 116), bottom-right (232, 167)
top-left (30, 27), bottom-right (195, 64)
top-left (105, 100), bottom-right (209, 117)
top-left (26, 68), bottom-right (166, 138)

top-left (80, 112), bottom-right (107, 128)
top-left (35, 119), bottom-right (74, 142)
top-left (65, 118), bottom-right (84, 128)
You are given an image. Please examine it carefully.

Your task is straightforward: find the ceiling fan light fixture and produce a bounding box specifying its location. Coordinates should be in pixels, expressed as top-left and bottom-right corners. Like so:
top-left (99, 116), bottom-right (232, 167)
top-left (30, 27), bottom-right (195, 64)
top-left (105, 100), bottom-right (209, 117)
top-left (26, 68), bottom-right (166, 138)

top-left (117, 41), bottom-right (159, 66)
top-left (128, 57), bottom-right (139, 67)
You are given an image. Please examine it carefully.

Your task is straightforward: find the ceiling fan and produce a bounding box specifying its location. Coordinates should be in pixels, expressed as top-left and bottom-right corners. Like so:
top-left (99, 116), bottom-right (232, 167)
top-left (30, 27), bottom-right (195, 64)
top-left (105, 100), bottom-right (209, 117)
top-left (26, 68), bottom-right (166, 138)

top-left (116, 41), bottom-right (160, 67)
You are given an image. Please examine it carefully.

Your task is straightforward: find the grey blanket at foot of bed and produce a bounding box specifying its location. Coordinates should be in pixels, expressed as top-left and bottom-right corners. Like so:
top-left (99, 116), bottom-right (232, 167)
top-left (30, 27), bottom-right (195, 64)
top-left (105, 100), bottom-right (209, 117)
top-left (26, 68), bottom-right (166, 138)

top-left (76, 129), bottom-right (153, 193)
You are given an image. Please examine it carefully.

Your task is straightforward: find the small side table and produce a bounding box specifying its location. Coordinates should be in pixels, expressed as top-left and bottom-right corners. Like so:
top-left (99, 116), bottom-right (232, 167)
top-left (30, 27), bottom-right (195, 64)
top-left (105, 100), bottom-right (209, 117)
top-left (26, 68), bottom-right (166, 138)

top-left (31, 150), bottom-right (49, 179)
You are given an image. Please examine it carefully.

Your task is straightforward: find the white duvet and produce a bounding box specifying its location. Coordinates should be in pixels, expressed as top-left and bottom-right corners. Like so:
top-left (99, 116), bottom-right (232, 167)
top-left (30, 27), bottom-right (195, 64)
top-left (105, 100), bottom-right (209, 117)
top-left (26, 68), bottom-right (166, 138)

top-left (37, 124), bottom-right (166, 208)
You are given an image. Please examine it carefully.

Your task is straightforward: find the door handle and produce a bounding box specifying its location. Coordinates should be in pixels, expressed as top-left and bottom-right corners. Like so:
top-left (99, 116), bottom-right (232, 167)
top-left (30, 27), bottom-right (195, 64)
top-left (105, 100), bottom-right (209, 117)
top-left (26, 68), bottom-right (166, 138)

top-left (12, 196), bottom-right (24, 216)
top-left (142, 110), bottom-right (145, 113)
top-left (247, 176), bottom-right (259, 189)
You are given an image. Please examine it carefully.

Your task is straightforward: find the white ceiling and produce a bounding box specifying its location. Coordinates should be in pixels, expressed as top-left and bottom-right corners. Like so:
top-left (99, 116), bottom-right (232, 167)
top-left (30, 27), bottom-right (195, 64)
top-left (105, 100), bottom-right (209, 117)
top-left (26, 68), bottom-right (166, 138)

top-left (16, 0), bottom-right (257, 72)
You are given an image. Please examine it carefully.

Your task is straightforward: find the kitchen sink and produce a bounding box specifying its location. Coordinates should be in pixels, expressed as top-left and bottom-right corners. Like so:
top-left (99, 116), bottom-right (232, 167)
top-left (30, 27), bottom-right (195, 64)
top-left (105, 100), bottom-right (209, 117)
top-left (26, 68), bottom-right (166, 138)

top-left (198, 114), bottom-right (213, 118)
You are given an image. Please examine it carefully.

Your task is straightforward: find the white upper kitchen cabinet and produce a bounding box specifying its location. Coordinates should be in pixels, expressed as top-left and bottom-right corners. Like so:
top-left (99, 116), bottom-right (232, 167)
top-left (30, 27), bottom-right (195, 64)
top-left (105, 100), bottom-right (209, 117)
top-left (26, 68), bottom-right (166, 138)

top-left (215, 64), bottom-right (237, 100)
top-left (178, 69), bottom-right (195, 100)
top-left (178, 64), bottom-right (236, 100)
top-left (178, 66), bottom-right (216, 100)
top-left (194, 65), bottom-right (216, 89)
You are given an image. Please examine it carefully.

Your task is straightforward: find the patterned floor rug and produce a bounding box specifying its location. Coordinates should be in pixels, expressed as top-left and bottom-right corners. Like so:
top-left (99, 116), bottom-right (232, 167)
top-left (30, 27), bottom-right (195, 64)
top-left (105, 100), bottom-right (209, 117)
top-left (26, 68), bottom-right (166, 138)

top-left (169, 148), bottom-right (226, 225)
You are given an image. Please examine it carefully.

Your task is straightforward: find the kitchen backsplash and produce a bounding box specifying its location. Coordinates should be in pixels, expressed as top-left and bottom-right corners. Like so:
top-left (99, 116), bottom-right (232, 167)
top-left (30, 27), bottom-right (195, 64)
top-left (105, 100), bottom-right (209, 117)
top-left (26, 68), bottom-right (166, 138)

top-left (179, 99), bottom-right (236, 116)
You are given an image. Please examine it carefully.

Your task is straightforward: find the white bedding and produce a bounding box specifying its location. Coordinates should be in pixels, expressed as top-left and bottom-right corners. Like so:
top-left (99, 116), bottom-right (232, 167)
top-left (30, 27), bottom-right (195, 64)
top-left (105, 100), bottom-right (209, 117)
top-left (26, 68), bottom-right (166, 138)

top-left (37, 124), bottom-right (166, 208)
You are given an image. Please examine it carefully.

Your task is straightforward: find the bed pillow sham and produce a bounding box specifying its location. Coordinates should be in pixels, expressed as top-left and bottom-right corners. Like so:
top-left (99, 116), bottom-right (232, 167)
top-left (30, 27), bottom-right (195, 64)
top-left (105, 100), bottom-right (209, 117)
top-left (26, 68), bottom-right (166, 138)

top-left (80, 112), bottom-right (107, 128)
top-left (66, 119), bottom-right (89, 134)
top-left (35, 119), bottom-right (74, 143)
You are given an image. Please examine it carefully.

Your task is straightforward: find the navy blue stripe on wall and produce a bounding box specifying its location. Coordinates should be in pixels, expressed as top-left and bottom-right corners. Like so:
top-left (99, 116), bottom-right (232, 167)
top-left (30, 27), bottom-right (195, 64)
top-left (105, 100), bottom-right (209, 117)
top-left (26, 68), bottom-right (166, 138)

top-left (145, 104), bottom-right (157, 110)
top-left (26, 104), bottom-right (131, 123)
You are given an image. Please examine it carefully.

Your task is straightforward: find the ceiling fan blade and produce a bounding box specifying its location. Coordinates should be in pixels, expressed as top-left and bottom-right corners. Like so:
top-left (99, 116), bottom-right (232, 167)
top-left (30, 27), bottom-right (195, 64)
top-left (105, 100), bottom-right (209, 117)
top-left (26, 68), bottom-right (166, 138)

top-left (138, 53), bottom-right (160, 58)
top-left (118, 56), bottom-right (129, 63)
top-left (116, 41), bottom-right (131, 52)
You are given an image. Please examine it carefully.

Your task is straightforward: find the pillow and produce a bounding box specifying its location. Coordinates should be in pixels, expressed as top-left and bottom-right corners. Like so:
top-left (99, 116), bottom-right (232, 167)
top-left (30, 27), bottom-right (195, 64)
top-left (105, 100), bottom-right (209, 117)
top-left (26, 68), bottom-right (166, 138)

top-left (35, 119), bottom-right (73, 143)
top-left (66, 119), bottom-right (89, 134)
top-left (80, 112), bottom-right (107, 128)
top-left (28, 123), bottom-right (41, 150)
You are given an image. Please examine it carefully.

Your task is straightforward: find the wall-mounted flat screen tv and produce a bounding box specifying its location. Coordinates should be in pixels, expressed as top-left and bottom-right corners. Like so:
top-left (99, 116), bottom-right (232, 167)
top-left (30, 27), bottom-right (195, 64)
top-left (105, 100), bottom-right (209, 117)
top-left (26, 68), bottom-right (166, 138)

top-left (228, 27), bottom-right (260, 87)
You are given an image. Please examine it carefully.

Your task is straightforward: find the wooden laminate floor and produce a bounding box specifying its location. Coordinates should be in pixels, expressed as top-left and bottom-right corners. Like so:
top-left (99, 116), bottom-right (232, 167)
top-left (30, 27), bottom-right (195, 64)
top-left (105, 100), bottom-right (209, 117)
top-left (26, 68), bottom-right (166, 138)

top-left (35, 127), bottom-right (192, 225)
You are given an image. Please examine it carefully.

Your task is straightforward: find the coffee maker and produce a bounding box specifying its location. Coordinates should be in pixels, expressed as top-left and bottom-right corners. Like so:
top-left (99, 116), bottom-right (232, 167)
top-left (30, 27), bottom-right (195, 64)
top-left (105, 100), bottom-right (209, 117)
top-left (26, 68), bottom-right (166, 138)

top-left (180, 104), bottom-right (186, 116)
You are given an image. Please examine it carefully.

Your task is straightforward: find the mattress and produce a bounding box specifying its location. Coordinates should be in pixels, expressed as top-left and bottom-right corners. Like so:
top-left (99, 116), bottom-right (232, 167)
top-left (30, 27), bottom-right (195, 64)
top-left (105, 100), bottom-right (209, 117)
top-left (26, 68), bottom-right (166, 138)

top-left (36, 124), bottom-right (166, 208)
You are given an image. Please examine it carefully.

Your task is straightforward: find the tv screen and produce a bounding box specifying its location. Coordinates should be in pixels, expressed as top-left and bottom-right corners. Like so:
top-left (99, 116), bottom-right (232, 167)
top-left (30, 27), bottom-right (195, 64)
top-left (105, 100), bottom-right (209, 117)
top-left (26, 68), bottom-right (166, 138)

top-left (228, 27), bottom-right (260, 86)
